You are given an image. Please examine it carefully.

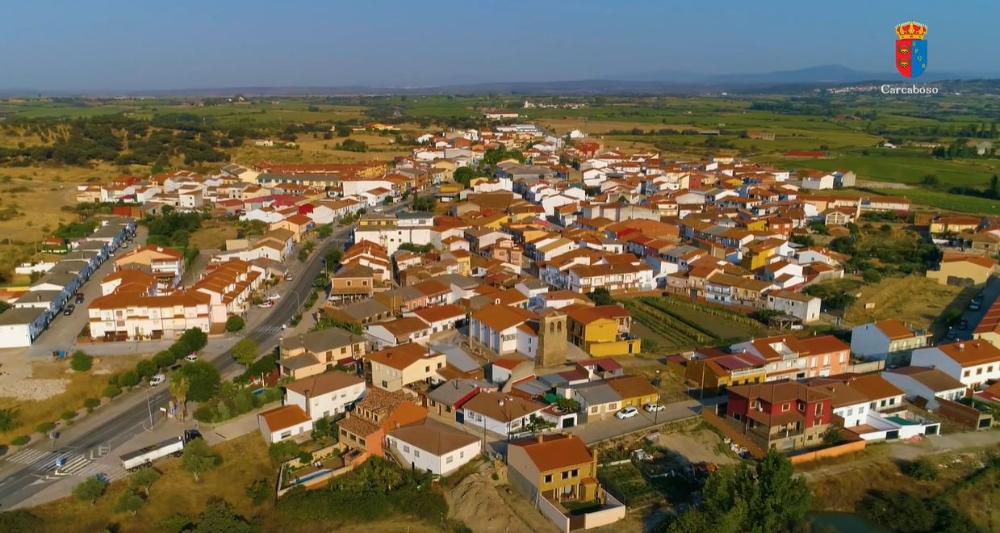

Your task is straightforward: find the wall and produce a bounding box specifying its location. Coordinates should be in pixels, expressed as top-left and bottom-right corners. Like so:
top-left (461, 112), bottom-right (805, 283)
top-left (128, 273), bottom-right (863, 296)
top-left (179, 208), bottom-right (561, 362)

top-left (536, 494), bottom-right (570, 533)
top-left (936, 398), bottom-right (993, 430)
top-left (788, 440), bottom-right (866, 465)
top-left (583, 490), bottom-right (627, 529)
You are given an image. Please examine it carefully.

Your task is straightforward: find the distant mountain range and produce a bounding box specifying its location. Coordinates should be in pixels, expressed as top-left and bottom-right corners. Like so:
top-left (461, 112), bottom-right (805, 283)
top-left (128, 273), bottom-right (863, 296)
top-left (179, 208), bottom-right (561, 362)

top-left (2, 65), bottom-right (998, 98)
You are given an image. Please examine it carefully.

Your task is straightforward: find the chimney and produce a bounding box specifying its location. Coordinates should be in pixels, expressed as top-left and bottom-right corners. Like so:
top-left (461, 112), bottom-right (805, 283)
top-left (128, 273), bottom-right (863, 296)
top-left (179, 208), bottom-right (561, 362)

top-left (959, 342), bottom-right (965, 351)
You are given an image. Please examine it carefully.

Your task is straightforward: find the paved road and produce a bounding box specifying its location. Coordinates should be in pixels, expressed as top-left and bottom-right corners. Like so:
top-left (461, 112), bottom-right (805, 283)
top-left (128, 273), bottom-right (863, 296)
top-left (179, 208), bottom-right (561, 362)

top-left (0, 220), bottom-right (360, 509)
top-left (569, 400), bottom-right (702, 445)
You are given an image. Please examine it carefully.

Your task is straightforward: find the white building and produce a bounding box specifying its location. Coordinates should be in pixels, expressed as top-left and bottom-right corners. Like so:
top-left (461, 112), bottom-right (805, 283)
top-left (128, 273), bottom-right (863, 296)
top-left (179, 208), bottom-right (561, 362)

top-left (386, 420), bottom-right (482, 476)
top-left (285, 371), bottom-right (366, 421)
top-left (850, 319), bottom-right (931, 360)
top-left (0, 308), bottom-right (48, 348)
top-left (460, 392), bottom-right (547, 437)
top-left (882, 367), bottom-right (967, 410)
top-left (257, 405), bottom-right (313, 445)
top-left (911, 340), bottom-right (1000, 390)
top-left (765, 290), bottom-right (821, 323)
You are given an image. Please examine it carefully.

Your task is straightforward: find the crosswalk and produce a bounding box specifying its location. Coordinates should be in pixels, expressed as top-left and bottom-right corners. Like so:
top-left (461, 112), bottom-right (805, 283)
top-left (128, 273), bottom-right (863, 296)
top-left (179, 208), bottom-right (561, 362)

top-left (257, 325), bottom-right (285, 336)
top-left (5, 446), bottom-right (125, 482)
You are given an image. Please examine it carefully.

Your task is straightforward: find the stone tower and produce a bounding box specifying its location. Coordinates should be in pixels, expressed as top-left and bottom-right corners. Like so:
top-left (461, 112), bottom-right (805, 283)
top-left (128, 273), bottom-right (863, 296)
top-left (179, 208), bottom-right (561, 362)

top-left (537, 309), bottom-right (568, 368)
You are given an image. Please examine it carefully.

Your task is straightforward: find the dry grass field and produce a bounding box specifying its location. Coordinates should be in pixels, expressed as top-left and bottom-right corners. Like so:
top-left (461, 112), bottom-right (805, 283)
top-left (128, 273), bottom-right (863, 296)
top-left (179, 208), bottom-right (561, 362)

top-left (843, 276), bottom-right (964, 329)
top-left (0, 355), bottom-right (141, 444)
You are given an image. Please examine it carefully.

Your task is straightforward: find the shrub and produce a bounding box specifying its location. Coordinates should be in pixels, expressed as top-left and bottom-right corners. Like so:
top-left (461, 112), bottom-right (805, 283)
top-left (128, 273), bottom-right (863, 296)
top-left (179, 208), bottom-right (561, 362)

top-left (193, 404), bottom-right (215, 423)
top-left (246, 478), bottom-right (271, 506)
top-left (903, 458), bottom-right (939, 481)
top-left (119, 371), bottom-right (140, 388)
top-left (225, 315), bottom-right (245, 332)
top-left (0, 509), bottom-right (43, 532)
top-left (70, 351), bottom-right (93, 372)
top-left (297, 451), bottom-right (313, 464)
top-left (103, 384), bottom-right (122, 399)
top-left (35, 421), bottom-right (55, 434)
top-left (84, 398), bottom-right (100, 412)
top-left (10, 435), bottom-right (30, 446)
top-left (60, 410), bottom-right (77, 421)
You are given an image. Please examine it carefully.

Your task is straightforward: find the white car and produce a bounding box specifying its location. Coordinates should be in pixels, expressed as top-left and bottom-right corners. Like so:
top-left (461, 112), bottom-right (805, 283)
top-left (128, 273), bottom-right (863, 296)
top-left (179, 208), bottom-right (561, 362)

top-left (184, 354), bottom-right (198, 362)
top-left (258, 300), bottom-right (275, 309)
top-left (644, 403), bottom-right (664, 413)
top-left (149, 374), bottom-right (166, 387)
top-left (267, 294), bottom-right (281, 301)
top-left (616, 407), bottom-right (639, 420)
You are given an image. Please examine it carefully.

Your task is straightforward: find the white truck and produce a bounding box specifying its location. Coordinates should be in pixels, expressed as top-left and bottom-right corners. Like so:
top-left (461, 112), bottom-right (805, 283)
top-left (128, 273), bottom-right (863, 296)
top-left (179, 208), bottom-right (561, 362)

top-left (119, 430), bottom-right (202, 471)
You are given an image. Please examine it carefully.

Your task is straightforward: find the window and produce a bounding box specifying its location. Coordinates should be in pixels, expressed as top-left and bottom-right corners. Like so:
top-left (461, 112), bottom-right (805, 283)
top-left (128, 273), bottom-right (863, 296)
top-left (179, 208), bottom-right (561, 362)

top-left (403, 445), bottom-right (410, 453)
top-left (798, 402), bottom-right (805, 412)
top-left (544, 474), bottom-right (552, 483)
top-left (562, 471), bottom-right (569, 480)
top-left (964, 370), bottom-right (971, 377)
top-left (446, 456), bottom-right (454, 464)
top-left (815, 403), bottom-right (823, 416)
top-left (571, 469), bottom-right (578, 477)
top-left (414, 450), bottom-right (420, 458)
top-left (977, 367), bottom-right (983, 375)
top-left (782, 403), bottom-right (790, 412)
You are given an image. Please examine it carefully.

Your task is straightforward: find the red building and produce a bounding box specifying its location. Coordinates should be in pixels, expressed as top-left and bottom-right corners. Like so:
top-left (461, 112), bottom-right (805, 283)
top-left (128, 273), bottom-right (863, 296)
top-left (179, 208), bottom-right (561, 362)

top-left (726, 381), bottom-right (833, 452)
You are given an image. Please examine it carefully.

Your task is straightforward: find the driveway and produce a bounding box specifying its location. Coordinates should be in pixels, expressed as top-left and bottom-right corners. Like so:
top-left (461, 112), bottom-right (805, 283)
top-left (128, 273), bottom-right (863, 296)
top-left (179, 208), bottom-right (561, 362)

top-left (953, 276), bottom-right (1000, 342)
top-left (569, 399), bottom-right (701, 445)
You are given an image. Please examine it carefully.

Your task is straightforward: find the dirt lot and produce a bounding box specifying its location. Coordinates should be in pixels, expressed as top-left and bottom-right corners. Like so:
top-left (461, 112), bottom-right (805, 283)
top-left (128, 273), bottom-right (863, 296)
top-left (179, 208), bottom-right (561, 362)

top-left (446, 464), bottom-right (558, 533)
top-left (657, 427), bottom-right (739, 466)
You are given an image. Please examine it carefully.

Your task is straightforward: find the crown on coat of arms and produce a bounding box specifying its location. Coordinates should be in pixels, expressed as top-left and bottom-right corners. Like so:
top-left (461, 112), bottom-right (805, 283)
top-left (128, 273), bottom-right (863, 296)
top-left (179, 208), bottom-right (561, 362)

top-left (895, 21), bottom-right (927, 40)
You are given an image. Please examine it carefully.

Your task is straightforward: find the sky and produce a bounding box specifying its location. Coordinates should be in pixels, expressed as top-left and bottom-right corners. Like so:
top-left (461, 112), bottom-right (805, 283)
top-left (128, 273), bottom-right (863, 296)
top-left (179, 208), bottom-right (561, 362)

top-left (0, 0), bottom-right (996, 91)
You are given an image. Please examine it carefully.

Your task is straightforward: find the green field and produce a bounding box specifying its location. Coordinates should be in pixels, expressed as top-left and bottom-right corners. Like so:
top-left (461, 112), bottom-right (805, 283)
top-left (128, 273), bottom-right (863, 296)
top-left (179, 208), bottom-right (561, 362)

top-left (623, 296), bottom-right (766, 353)
top-left (772, 151), bottom-right (1000, 187)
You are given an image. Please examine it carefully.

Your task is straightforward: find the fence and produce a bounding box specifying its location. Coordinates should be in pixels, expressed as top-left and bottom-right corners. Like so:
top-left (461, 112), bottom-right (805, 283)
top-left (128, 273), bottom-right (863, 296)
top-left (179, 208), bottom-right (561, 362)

top-left (700, 410), bottom-right (766, 459)
top-left (537, 494), bottom-right (571, 533)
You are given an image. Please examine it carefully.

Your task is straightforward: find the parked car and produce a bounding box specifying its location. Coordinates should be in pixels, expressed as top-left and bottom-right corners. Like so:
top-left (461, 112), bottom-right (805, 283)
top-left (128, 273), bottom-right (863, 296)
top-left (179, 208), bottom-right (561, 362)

top-left (267, 294), bottom-right (281, 301)
top-left (616, 407), bottom-right (639, 420)
top-left (644, 403), bottom-right (665, 413)
top-left (969, 301), bottom-right (981, 311)
top-left (63, 304), bottom-right (75, 316)
top-left (959, 319), bottom-right (969, 330)
top-left (75, 292), bottom-right (84, 304)
top-left (149, 374), bottom-right (166, 387)
top-left (258, 300), bottom-right (275, 309)
top-left (284, 273), bottom-right (294, 281)
top-left (184, 354), bottom-right (198, 362)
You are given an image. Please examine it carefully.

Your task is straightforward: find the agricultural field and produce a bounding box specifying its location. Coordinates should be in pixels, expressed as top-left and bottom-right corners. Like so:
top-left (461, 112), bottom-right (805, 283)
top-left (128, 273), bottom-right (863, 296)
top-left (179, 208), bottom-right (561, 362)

top-left (622, 296), bottom-right (767, 354)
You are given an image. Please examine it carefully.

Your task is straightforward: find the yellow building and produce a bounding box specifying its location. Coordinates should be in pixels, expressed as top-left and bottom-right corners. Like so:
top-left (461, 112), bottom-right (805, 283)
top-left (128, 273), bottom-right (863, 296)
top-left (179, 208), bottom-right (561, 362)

top-left (605, 375), bottom-right (660, 409)
top-left (926, 254), bottom-right (996, 286)
top-left (507, 434), bottom-right (600, 504)
top-left (683, 349), bottom-right (767, 395)
top-left (563, 304), bottom-right (640, 357)
top-left (366, 343), bottom-right (446, 392)
top-left (742, 238), bottom-right (784, 270)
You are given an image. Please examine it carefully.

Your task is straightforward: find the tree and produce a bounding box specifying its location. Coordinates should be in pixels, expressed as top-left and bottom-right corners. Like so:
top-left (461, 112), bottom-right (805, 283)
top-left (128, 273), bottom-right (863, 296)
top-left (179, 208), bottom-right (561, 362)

top-left (225, 315), bottom-right (246, 333)
top-left (246, 478), bottom-right (271, 506)
top-left (453, 166), bottom-right (474, 187)
top-left (153, 350), bottom-right (175, 369)
top-left (588, 287), bottom-right (614, 306)
top-left (232, 338), bottom-right (259, 368)
top-left (269, 440), bottom-right (300, 464)
top-left (312, 417), bottom-right (334, 440)
top-left (903, 458), bottom-right (938, 481)
top-left (177, 362), bottom-right (221, 402)
top-left (119, 370), bottom-right (140, 388)
top-left (129, 467), bottom-right (161, 497)
top-left (70, 351), bottom-right (93, 372)
top-left (821, 427), bottom-right (844, 446)
top-left (182, 438), bottom-right (220, 482)
top-left (0, 408), bottom-right (18, 432)
top-left (670, 451), bottom-right (811, 533)
top-left (178, 328), bottom-right (208, 353)
top-left (170, 373), bottom-right (191, 420)
top-left (411, 195), bottom-right (436, 212)
top-left (73, 476), bottom-right (107, 506)
top-left (136, 359), bottom-right (157, 380)
top-left (193, 501), bottom-right (253, 533)
top-left (114, 491), bottom-right (145, 516)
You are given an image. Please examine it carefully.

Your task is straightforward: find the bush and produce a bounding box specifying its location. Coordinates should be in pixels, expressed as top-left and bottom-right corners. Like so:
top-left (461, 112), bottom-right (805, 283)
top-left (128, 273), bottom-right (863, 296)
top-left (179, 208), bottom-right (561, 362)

top-left (84, 398), bottom-right (101, 412)
top-left (246, 478), bottom-right (271, 506)
top-left (10, 435), bottom-right (30, 446)
top-left (298, 450), bottom-right (313, 464)
top-left (0, 509), bottom-right (43, 532)
top-left (225, 315), bottom-right (246, 332)
top-left (70, 351), bottom-right (93, 372)
top-left (103, 383), bottom-right (122, 399)
top-left (73, 476), bottom-right (107, 505)
top-left (60, 410), bottom-right (77, 421)
top-left (35, 421), bottom-right (55, 434)
top-left (119, 370), bottom-right (140, 388)
top-left (903, 458), bottom-right (939, 481)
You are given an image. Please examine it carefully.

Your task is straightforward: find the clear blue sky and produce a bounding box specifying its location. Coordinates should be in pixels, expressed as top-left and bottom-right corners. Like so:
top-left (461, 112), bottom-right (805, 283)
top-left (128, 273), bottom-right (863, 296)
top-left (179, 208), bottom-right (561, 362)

top-left (0, 0), bottom-right (995, 90)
